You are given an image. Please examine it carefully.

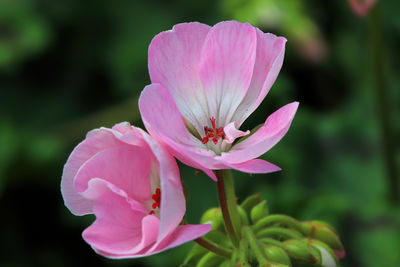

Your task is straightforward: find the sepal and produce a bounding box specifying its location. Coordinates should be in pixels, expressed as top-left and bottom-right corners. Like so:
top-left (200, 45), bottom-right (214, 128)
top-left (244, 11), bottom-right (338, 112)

top-left (250, 200), bottom-right (269, 223)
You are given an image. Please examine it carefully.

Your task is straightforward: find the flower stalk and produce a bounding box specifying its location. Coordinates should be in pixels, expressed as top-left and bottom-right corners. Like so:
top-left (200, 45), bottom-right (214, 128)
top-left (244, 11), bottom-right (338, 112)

top-left (194, 237), bottom-right (232, 258)
top-left (368, 2), bottom-right (399, 204)
top-left (216, 170), bottom-right (240, 247)
top-left (242, 226), bottom-right (270, 265)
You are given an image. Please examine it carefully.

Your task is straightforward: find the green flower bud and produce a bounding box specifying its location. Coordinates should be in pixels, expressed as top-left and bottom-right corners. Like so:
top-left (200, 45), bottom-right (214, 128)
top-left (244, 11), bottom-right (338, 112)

top-left (200, 207), bottom-right (223, 231)
top-left (181, 243), bottom-right (208, 266)
top-left (197, 252), bottom-right (225, 267)
top-left (305, 239), bottom-right (340, 267)
top-left (264, 245), bottom-right (291, 265)
top-left (250, 200), bottom-right (269, 223)
top-left (283, 239), bottom-right (322, 265)
top-left (238, 205), bottom-right (250, 225)
top-left (204, 230), bottom-right (231, 246)
top-left (240, 193), bottom-right (262, 216)
top-left (300, 221), bottom-right (344, 251)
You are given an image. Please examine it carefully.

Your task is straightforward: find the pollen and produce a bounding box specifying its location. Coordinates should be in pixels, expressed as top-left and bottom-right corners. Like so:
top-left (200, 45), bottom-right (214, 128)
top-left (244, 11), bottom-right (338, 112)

top-left (202, 117), bottom-right (225, 145)
top-left (149, 188), bottom-right (161, 215)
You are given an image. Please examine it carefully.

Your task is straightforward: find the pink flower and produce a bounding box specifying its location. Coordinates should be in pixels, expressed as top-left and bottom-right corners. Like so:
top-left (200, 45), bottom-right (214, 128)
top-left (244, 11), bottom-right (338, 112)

top-left (348, 0), bottom-right (377, 17)
top-left (139, 21), bottom-right (298, 180)
top-left (61, 122), bottom-right (211, 258)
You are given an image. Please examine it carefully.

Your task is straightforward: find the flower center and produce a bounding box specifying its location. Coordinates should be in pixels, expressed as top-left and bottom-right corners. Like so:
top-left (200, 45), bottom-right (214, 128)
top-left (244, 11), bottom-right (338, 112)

top-left (149, 188), bottom-right (161, 215)
top-left (202, 117), bottom-right (226, 145)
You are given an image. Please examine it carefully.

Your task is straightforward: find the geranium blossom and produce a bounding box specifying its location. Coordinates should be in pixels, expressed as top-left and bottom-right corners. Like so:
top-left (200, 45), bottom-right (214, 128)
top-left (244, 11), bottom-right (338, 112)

top-left (139, 21), bottom-right (298, 180)
top-left (61, 122), bottom-right (211, 258)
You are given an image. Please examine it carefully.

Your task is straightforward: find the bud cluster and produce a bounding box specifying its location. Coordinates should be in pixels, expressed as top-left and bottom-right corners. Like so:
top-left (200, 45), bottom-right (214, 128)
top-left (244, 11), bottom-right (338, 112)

top-left (183, 194), bottom-right (344, 267)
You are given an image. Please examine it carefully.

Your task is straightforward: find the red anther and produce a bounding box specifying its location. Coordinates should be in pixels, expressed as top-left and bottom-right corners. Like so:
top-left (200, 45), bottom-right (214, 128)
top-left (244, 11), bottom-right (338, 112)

top-left (202, 117), bottom-right (226, 145)
top-left (149, 188), bottom-right (161, 215)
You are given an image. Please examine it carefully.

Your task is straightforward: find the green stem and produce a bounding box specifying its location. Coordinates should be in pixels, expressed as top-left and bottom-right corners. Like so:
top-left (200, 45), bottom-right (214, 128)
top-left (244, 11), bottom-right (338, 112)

top-left (194, 237), bottom-right (232, 258)
top-left (252, 214), bottom-right (302, 233)
top-left (259, 238), bottom-right (286, 249)
top-left (255, 227), bottom-right (302, 240)
top-left (236, 239), bottom-right (251, 267)
top-left (368, 3), bottom-right (399, 204)
top-left (242, 226), bottom-right (269, 265)
top-left (223, 170), bottom-right (242, 240)
top-left (216, 170), bottom-right (240, 247)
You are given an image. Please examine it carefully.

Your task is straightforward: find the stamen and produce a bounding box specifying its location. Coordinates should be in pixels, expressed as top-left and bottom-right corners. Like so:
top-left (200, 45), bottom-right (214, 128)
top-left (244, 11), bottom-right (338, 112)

top-left (202, 117), bottom-right (226, 145)
top-left (148, 188), bottom-right (161, 215)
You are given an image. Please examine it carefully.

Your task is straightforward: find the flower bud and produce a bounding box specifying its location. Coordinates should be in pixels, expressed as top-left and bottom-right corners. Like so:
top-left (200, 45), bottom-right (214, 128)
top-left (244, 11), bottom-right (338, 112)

top-left (182, 232), bottom-right (228, 266)
top-left (197, 252), bottom-right (225, 267)
top-left (204, 230), bottom-right (231, 246)
top-left (200, 207), bottom-right (223, 230)
top-left (283, 239), bottom-right (321, 265)
top-left (305, 239), bottom-right (340, 267)
top-left (238, 205), bottom-right (250, 225)
top-left (264, 245), bottom-right (291, 265)
top-left (250, 200), bottom-right (269, 223)
top-left (181, 243), bottom-right (208, 266)
top-left (300, 221), bottom-right (344, 251)
top-left (240, 193), bottom-right (261, 216)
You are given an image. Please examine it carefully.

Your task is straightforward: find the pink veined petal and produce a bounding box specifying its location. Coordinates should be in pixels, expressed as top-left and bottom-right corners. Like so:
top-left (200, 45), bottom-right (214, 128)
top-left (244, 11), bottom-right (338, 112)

top-left (223, 121), bottom-right (250, 144)
top-left (148, 22), bottom-right (211, 133)
top-left (148, 224), bottom-right (212, 255)
top-left (93, 224), bottom-right (212, 259)
top-left (136, 128), bottom-right (187, 243)
top-left (139, 83), bottom-right (223, 180)
top-left (199, 21), bottom-right (257, 127)
top-left (221, 102), bottom-right (299, 164)
top-left (226, 159), bottom-right (281, 174)
top-left (232, 31), bottom-right (287, 125)
top-left (82, 191), bottom-right (159, 255)
top-left (74, 146), bottom-right (153, 203)
top-left (79, 178), bottom-right (148, 214)
top-left (61, 129), bottom-right (124, 215)
top-left (62, 123), bottom-right (147, 215)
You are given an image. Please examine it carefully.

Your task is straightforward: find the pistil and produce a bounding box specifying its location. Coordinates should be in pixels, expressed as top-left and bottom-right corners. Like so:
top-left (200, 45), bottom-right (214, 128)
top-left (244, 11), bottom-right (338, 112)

top-left (202, 117), bottom-right (226, 145)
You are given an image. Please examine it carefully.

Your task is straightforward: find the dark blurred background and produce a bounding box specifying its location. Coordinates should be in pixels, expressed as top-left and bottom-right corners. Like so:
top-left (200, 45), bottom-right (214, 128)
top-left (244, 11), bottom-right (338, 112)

top-left (1, 0), bottom-right (399, 266)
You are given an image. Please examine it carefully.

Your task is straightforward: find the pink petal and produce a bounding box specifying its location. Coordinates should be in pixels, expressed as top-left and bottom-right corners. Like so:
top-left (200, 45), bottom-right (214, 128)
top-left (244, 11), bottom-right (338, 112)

top-left (232, 31), bottom-right (287, 124)
top-left (148, 224), bottom-right (212, 255)
top-left (223, 121), bottom-right (250, 144)
top-left (137, 129), bottom-right (186, 243)
top-left (94, 224), bottom-right (212, 259)
top-left (221, 102), bottom-right (299, 164)
top-left (61, 129), bottom-right (123, 215)
top-left (79, 178), bottom-right (148, 214)
top-left (199, 21), bottom-right (257, 126)
top-left (148, 22), bottom-right (211, 133)
top-left (82, 191), bottom-right (159, 254)
top-left (74, 146), bottom-right (153, 203)
top-left (227, 159), bottom-right (281, 173)
top-left (139, 83), bottom-right (222, 180)
top-left (62, 123), bottom-right (146, 215)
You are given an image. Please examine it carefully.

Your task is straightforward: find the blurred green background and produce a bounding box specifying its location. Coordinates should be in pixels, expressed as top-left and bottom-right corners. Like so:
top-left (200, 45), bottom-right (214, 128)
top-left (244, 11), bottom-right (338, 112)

top-left (1, 0), bottom-right (399, 266)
